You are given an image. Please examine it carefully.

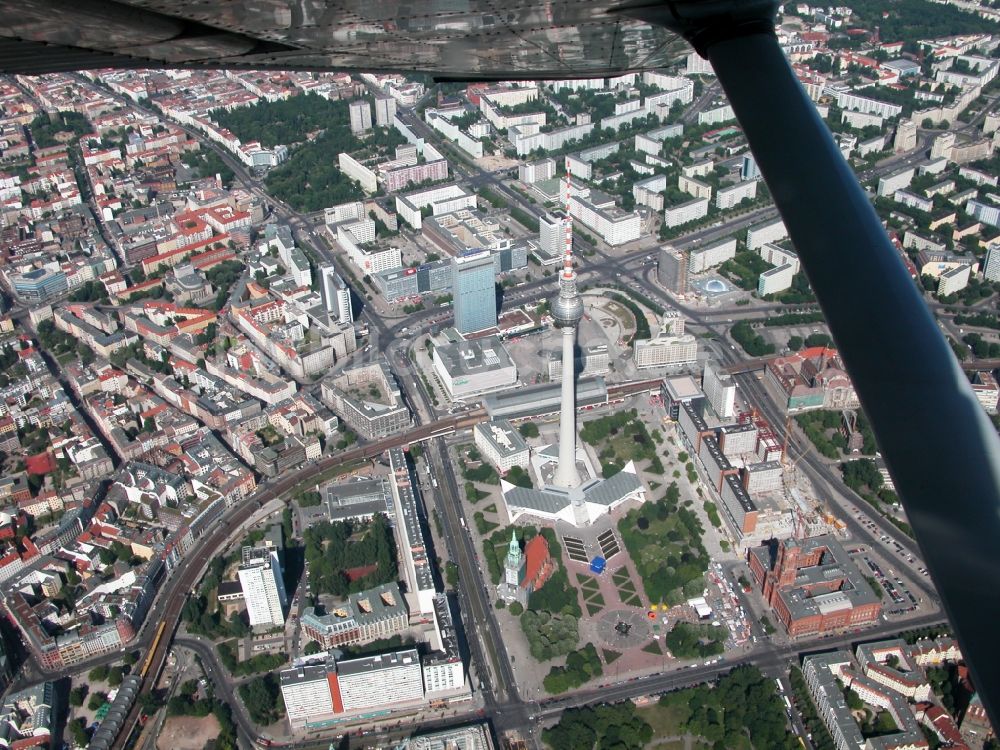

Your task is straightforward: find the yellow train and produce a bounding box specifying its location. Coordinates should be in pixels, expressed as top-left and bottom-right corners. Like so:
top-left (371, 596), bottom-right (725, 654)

top-left (140, 621), bottom-right (167, 680)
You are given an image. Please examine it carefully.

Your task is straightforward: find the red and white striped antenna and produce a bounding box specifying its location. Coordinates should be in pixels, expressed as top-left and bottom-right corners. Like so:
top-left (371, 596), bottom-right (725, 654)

top-left (562, 157), bottom-right (574, 280)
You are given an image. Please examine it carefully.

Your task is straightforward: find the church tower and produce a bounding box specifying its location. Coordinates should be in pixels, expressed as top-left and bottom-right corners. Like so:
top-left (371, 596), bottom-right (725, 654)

top-left (504, 530), bottom-right (523, 587)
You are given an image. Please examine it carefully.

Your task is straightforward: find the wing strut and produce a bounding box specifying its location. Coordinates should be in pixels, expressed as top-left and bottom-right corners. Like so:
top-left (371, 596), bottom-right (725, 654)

top-left (622, 0), bottom-right (1000, 729)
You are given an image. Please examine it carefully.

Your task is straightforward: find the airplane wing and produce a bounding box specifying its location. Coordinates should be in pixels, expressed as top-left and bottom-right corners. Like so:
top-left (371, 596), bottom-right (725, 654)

top-left (0, 0), bottom-right (692, 77)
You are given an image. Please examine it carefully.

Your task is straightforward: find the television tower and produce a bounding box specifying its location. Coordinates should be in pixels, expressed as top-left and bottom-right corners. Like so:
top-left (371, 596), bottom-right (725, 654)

top-left (551, 166), bottom-right (583, 488)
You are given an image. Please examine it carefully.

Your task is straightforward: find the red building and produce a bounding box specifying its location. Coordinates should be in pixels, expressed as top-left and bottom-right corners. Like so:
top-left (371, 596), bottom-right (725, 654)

top-left (962, 692), bottom-right (995, 740)
top-left (521, 535), bottom-right (555, 595)
top-left (748, 534), bottom-right (882, 637)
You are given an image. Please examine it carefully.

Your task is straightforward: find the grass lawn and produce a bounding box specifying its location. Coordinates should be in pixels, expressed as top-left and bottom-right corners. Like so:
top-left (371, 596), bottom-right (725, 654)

top-left (618, 491), bottom-right (709, 606)
top-left (612, 568), bottom-right (631, 586)
top-left (580, 409), bottom-right (662, 477)
top-left (642, 640), bottom-right (663, 655)
top-left (582, 583), bottom-right (604, 614)
top-left (637, 703), bottom-right (689, 740)
top-left (616, 579), bottom-right (637, 595)
top-left (579, 576), bottom-right (600, 594)
top-left (483, 503), bottom-right (498, 514)
top-left (602, 649), bottom-right (621, 665)
top-left (614, 572), bottom-right (643, 606)
top-left (473, 515), bottom-right (499, 534)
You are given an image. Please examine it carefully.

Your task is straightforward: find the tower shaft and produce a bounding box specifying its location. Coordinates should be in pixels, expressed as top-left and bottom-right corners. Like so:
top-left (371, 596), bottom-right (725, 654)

top-left (553, 325), bottom-right (581, 488)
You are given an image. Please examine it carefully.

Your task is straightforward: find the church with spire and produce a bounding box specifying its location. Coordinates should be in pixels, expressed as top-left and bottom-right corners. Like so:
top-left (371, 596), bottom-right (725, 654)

top-left (496, 531), bottom-right (556, 606)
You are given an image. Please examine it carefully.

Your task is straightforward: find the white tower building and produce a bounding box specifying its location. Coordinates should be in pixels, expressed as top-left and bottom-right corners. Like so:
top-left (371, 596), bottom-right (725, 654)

top-left (551, 170), bottom-right (584, 489)
top-left (238, 546), bottom-right (288, 627)
top-left (350, 100), bottom-right (372, 133)
top-left (374, 94), bottom-right (397, 127)
top-left (703, 360), bottom-right (737, 419)
top-left (321, 265), bottom-right (353, 324)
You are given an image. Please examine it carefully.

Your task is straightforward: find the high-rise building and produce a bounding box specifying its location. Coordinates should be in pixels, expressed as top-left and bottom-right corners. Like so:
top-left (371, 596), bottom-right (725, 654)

top-left (703, 361), bottom-right (736, 419)
top-left (538, 212), bottom-right (568, 262)
top-left (658, 246), bottom-right (689, 293)
top-left (741, 153), bottom-right (761, 181)
top-left (281, 664), bottom-right (334, 728)
top-left (519, 158), bottom-right (556, 184)
top-left (334, 649), bottom-right (425, 711)
top-left (320, 265), bottom-right (353, 324)
top-left (894, 120), bottom-right (917, 153)
top-left (983, 243), bottom-right (1000, 282)
top-left (374, 94), bottom-right (397, 127)
top-left (279, 649), bottom-right (425, 729)
top-left (350, 100), bottom-right (372, 133)
top-left (452, 251), bottom-right (497, 334)
top-left (238, 544), bottom-right (287, 627)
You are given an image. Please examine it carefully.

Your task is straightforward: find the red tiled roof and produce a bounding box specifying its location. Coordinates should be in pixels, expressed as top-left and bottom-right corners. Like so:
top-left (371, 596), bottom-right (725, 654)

top-left (345, 564), bottom-right (378, 582)
top-left (522, 535), bottom-right (551, 589)
top-left (25, 451), bottom-right (56, 476)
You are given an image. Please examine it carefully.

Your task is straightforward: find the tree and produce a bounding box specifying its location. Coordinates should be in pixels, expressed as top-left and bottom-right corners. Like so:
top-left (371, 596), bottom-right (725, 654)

top-left (544, 700), bottom-right (651, 750)
top-left (788, 335), bottom-right (803, 351)
top-left (842, 458), bottom-right (883, 494)
top-left (79, 344), bottom-right (95, 366)
top-left (89, 665), bottom-right (109, 682)
top-left (68, 718), bottom-right (89, 747)
top-left (69, 684), bottom-right (89, 706)
top-left (238, 674), bottom-right (285, 725)
top-left (505, 466), bottom-right (533, 488)
top-left (846, 687), bottom-right (864, 710)
top-left (304, 641), bottom-right (322, 656)
top-left (88, 691), bottom-right (109, 711)
top-left (518, 422), bottom-right (540, 439)
top-left (509, 601), bottom-right (524, 616)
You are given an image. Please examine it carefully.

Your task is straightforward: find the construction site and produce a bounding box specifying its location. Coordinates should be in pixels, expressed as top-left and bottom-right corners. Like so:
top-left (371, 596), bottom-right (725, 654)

top-left (667, 371), bottom-right (846, 552)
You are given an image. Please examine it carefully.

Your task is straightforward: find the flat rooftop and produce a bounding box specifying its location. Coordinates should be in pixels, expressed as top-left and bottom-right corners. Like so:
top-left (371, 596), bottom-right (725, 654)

top-left (663, 375), bottom-right (701, 401)
top-left (336, 647), bottom-right (421, 676)
top-left (434, 335), bottom-right (515, 377)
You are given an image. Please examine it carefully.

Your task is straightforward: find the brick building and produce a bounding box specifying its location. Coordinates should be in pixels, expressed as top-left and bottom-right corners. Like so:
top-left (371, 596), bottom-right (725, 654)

top-left (748, 534), bottom-right (882, 636)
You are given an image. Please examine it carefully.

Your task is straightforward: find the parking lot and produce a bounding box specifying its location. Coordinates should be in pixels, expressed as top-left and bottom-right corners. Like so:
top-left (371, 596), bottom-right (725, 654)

top-left (849, 503), bottom-right (927, 577)
top-left (859, 553), bottom-right (921, 616)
